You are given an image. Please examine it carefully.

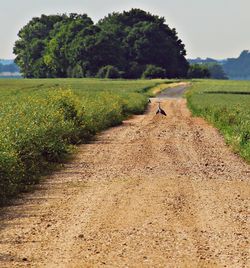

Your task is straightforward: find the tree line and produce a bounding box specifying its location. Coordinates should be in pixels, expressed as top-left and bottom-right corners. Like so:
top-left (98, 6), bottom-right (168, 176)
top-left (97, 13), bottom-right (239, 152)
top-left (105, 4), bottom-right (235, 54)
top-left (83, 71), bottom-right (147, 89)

top-left (188, 63), bottom-right (228, 79)
top-left (0, 62), bottom-right (19, 73)
top-left (14, 9), bottom-right (189, 79)
top-left (223, 50), bottom-right (250, 80)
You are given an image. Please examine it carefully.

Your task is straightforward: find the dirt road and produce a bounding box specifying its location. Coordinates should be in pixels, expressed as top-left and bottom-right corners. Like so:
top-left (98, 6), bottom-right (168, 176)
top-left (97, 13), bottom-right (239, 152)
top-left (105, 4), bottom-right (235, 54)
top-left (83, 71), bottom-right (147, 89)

top-left (0, 86), bottom-right (249, 268)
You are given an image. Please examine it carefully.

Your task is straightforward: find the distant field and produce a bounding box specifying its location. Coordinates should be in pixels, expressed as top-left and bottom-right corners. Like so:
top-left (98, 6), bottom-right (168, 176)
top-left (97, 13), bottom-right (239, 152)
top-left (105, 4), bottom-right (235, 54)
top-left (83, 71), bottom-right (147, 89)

top-left (0, 78), bottom-right (172, 203)
top-left (187, 80), bottom-right (250, 162)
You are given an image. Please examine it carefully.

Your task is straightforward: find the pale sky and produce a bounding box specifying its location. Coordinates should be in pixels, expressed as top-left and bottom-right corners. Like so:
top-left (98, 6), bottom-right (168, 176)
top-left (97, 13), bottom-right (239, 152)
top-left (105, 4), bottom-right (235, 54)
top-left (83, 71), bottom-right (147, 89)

top-left (0, 0), bottom-right (249, 59)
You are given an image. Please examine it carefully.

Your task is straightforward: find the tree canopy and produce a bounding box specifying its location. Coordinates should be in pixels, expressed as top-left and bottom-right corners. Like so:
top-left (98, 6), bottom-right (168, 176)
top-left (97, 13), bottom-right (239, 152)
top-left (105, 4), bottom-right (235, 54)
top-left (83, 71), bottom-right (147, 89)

top-left (205, 63), bottom-right (228, 80)
top-left (14, 9), bottom-right (189, 79)
top-left (187, 62), bottom-right (228, 80)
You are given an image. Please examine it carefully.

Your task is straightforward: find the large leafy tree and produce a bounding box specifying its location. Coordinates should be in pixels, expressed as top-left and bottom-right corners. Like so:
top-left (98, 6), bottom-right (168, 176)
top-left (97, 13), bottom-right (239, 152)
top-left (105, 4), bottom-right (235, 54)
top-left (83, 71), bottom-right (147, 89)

top-left (44, 13), bottom-right (94, 78)
top-left (14, 9), bottom-right (189, 78)
top-left (97, 9), bottom-right (189, 78)
top-left (14, 14), bottom-right (65, 78)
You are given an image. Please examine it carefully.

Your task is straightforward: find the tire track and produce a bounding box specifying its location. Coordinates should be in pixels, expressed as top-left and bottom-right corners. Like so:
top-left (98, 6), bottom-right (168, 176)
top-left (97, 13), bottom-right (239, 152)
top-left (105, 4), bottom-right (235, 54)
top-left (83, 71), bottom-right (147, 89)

top-left (0, 92), bottom-right (249, 268)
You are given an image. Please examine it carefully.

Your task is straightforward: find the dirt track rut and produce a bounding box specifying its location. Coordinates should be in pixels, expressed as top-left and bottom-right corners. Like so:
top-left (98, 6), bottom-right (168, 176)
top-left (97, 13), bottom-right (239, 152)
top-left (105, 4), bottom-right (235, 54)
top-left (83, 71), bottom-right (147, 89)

top-left (0, 87), bottom-right (249, 267)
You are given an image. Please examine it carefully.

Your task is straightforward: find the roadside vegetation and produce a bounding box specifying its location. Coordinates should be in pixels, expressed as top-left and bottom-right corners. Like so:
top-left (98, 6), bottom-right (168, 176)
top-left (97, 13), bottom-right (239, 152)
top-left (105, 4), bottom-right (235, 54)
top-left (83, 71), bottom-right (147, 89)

top-left (0, 78), bottom-right (170, 204)
top-left (187, 80), bottom-right (250, 162)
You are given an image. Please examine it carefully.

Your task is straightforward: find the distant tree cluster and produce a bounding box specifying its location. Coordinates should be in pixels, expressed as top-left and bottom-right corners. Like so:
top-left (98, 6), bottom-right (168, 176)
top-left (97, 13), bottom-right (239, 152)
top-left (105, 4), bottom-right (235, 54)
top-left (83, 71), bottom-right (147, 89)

top-left (13, 9), bottom-right (189, 79)
top-left (0, 62), bottom-right (19, 73)
top-left (205, 63), bottom-right (228, 79)
top-left (188, 57), bottom-right (218, 65)
top-left (188, 63), bottom-right (228, 79)
top-left (223, 50), bottom-right (250, 80)
top-left (188, 64), bottom-right (210, 79)
top-left (188, 51), bottom-right (250, 80)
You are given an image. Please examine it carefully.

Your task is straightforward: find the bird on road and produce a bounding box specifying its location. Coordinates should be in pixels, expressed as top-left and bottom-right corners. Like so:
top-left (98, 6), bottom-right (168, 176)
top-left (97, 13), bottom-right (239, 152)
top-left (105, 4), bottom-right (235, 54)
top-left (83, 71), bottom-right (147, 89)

top-left (156, 102), bottom-right (167, 116)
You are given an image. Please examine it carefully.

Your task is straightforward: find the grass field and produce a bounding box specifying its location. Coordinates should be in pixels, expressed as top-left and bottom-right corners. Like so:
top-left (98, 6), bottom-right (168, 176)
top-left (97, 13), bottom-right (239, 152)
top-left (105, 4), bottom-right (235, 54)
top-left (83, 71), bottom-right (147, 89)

top-left (0, 78), bottom-right (174, 203)
top-left (187, 80), bottom-right (250, 162)
top-left (2, 78), bottom-right (249, 203)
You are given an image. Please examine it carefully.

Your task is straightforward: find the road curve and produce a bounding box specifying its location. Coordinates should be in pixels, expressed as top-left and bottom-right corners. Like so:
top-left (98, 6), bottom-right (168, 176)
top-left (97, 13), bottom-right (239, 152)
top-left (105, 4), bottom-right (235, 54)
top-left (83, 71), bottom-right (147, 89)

top-left (0, 87), bottom-right (249, 268)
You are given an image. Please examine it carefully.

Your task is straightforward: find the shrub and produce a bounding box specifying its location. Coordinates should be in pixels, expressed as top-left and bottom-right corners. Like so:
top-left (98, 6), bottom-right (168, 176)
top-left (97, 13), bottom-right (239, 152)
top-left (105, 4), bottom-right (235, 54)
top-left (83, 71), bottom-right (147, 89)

top-left (71, 64), bottom-right (84, 78)
top-left (142, 65), bottom-right (166, 79)
top-left (187, 64), bottom-right (210, 79)
top-left (0, 89), bottom-right (83, 202)
top-left (96, 65), bottom-right (121, 79)
top-left (125, 62), bottom-right (145, 79)
top-left (0, 81), bottom-right (154, 203)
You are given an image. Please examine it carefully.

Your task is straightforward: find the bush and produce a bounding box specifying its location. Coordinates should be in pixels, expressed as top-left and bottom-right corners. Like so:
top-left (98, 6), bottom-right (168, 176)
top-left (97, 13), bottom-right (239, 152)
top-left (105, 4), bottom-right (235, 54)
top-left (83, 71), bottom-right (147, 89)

top-left (0, 83), bottom-right (153, 203)
top-left (71, 64), bottom-right (84, 78)
top-left (142, 65), bottom-right (166, 79)
top-left (0, 89), bottom-right (83, 202)
top-left (188, 64), bottom-right (210, 78)
top-left (97, 65), bottom-right (121, 79)
top-left (125, 62), bottom-right (145, 79)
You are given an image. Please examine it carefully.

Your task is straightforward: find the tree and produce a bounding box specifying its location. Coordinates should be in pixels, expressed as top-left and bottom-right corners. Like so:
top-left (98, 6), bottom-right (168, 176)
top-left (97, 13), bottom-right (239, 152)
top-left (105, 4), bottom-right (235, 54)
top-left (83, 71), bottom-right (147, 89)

top-left (188, 64), bottom-right (210, 79)
top-left (14, 9), bottom-right (189, 79)
top-left (43, 14), bottom-right (94, 78)
top-left (97, 9), bottom-right (189, 78)
top-left (13, 14), bottom-right (65, 78)
top-left (205, 63), bottom-right (228, 79)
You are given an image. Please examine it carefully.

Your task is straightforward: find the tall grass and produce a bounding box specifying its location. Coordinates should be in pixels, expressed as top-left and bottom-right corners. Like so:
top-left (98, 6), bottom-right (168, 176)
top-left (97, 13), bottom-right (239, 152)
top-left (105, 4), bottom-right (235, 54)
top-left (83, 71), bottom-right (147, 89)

top-left (0, 78), bottom-right (168, 203)
top-left (187, 80), bottom-right (250, 162)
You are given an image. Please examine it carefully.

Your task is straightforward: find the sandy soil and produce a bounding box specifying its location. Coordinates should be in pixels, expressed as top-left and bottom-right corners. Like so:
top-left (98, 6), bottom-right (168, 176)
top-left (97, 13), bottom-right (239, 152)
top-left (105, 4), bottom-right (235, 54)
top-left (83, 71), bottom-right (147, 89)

top-left (0, 87), bottom-right (249, 268)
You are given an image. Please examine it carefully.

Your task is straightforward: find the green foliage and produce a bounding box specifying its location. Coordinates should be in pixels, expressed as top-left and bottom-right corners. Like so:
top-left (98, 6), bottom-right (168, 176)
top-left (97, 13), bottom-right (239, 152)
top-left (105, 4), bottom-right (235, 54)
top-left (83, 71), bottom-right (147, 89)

top-left (142, 65), bottom-right (166, 79)
top-left (14, 14), bottom-right (66, 78)
top-left (204, 63), bottom-right (228, 80)
top-left (188, 62), bottom-right (228, 80)
top-left (0, 78), bottom-right (164, 203)
top-left (187, 80), bottom-right (250, 162)
top-left (188, 64), bottom-right (210, 79)
top-left (71, 64), bottom-right (84, 78)
top-left (96, 65), bottom-right (121, 78)
top-left (98, 9), bottom-right (189, 78)
top-left (13, 9), bottom-right (189, 79)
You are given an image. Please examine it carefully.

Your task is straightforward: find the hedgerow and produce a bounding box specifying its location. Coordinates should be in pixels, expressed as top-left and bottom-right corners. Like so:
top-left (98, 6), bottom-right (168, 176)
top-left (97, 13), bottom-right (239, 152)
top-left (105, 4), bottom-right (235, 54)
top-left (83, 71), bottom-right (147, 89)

top-left (0, 79), bottom-right (164, 203)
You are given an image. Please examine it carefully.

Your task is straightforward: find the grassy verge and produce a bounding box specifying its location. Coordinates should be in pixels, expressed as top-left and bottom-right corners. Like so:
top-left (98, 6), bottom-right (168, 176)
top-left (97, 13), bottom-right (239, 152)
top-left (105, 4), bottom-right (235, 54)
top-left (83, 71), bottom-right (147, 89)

top-left (187, 80), bottom-right (250, 162)
top-left (0, 78), bottom-right (170, 203)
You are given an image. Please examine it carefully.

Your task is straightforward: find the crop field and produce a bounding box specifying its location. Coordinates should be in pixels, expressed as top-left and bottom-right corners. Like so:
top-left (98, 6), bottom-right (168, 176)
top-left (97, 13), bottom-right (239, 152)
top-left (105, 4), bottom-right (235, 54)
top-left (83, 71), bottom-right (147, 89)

top-left (187, 80), bottom-right (250, 162)
top-left (1, 78), bottom-right (249, 204)
top-left (0, 78), bottom-right (173, 203)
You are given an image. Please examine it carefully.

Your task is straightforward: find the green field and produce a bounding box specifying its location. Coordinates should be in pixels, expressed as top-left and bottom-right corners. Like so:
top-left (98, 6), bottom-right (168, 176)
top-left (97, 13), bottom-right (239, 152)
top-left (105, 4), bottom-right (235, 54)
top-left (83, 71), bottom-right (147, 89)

top-left (1, 78), bottom-right (249, 203)
top-left (0, 78), bottom-right (171, 203)
top-left (187, 80), bottom-right (250, 162)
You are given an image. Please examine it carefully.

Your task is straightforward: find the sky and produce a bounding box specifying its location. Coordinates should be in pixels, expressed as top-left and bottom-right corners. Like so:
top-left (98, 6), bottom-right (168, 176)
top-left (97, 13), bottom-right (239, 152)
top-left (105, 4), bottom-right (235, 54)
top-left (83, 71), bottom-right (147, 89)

top-left (0, 0), bottom-right (249, 59)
